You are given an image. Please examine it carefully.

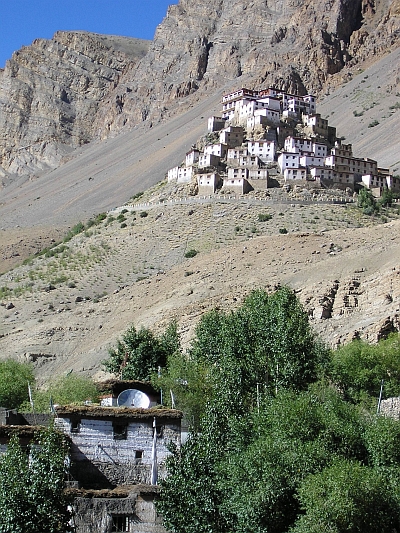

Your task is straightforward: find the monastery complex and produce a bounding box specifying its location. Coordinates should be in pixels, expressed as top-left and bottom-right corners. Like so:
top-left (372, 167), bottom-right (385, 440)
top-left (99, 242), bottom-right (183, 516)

top-left (168, 87), bottom-right (399, 196)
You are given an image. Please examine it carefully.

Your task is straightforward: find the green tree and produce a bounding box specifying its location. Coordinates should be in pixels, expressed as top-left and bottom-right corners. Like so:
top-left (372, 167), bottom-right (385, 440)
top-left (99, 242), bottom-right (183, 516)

top-left (378, 187), bottom-right (394, 208)
top-left (21, 374), bottom-right (100, 412)
top-left (357, 187), bottom-right (377, 215)
top-left (158, 289), bottom-right (332, 533)
top-left (153, 351), bottom-right (213, 429)
top-left (291, 459), bottom-right (400, 533)
top-left (0, 360), bottom-right (34, 409)
top-left (104, 321), bottom-right (180, 381)
top-left (329, 334), bottom-right (400, 405)
top-left (0, 427), bottom-right (72, 533)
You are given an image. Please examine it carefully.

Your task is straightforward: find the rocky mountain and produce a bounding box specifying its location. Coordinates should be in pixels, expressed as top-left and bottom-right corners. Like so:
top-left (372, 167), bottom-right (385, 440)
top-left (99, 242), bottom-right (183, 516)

top-left (0, 32), bottom-right (149, 181)
top-left (1, 0), bottom-right (400, 179)
top-left (1, 0), bottom-right (400, 381)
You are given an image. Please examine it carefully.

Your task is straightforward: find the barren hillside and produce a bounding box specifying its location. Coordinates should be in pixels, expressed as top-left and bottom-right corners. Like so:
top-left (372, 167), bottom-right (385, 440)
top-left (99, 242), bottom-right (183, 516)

top-left (1, 1), bottom-right (400, 383)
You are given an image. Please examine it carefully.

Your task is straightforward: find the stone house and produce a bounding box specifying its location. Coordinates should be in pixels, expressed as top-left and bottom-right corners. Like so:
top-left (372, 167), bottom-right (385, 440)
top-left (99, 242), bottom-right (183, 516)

top-left (277, 152), bottom-right (301, 172)
top-left (283, 167), bottom-right (307, 181)
top-left (247, 140), bottom-right (275, 162)
top-left (197, 173), bottom-right (222, 194)
top-left (198, 153), bottom-right (221, 169)
top-left (54, 406), bottom-right (181, 488)
top-left (204, 143), bottom-right (227, 158)
top-left (207, 116), bottom-right (226, 132)
top-left (185, 149), bottom-right (200, 167)
top-left (219, 126), bottom-right (244, 148)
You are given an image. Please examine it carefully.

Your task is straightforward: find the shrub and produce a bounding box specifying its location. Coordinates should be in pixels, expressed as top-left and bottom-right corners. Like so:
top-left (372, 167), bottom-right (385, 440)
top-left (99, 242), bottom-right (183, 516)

top-left (279, 228), bottom-right (288, 234)
top-left (368, 119), bottom-right (379, 128)
top-left (131, 191), bottom-right (144, 200)
top-left (185, 249), bottom-right (198, 258)
top-left (140, 211), bottom-right (148, 218)
top-left (258, 213), bottom-right (272, 222)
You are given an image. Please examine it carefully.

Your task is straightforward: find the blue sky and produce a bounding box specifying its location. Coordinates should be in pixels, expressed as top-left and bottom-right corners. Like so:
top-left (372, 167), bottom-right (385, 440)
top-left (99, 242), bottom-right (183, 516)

top-left (0, 0), bottom-right (178, 68)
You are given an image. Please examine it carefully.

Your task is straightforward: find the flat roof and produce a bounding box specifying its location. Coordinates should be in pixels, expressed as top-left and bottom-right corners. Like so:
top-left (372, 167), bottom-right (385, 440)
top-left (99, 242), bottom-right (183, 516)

top-left (55, 405), bottom-right (183, 420)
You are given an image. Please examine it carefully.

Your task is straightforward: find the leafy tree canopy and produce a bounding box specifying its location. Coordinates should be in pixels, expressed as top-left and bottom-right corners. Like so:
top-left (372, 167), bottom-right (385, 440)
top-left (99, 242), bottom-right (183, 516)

top-left (0, 359), bottom-right (34, 409)
top-left (21, 373), bottom-right (99, 413)
top-left (157, 291), bottom-right (400, 533)
top-left (103, 321), bottom-right (180, 381)
top-left (0, 426), bottom-right (72, 533)
top-left (328, 333), bottom-right (400, 405)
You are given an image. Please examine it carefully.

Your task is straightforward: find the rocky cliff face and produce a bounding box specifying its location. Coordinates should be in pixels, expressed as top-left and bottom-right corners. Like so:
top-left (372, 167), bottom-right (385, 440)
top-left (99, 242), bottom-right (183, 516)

top-left (0, 32), bottom-right (149, 180)
top-left (1, 0), bottom-right (399, 178)
top-left (97, 0), bottom-right (400, 135)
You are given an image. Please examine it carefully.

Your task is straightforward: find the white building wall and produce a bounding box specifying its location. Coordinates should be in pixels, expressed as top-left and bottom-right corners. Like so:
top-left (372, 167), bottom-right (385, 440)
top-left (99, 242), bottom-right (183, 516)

top-left (198, 153), bottom-right (221, 168)
top-left (299, 155), bottom-right (325, 168)
top-left (185, 150), bottom-right (200, 167)
top-left (167, 166), bottom-right (179, 182)
top-left (284, 168), bottom-right (307, 180)
top-left (204, 143), bottom-right (227, 158)
top-left (278, 153), bottom-right (300, 172)
top-left (247, 141), bottom-right (275, 162)
top-left (228, 167), bottom-right (249, 180)
top-left (177, 166), bottom-right (194, 183)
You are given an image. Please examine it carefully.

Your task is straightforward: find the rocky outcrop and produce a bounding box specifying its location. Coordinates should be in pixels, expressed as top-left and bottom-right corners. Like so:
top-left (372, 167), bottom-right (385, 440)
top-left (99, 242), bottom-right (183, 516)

top-left (0, 32), bottom-right (149, 179)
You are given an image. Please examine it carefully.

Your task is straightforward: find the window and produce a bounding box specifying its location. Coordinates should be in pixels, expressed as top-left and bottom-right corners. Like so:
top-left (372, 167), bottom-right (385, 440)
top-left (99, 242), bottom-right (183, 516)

top-left (111, 515), bottom-right (131, 532)
top-left (135, 450), bottom-right (143, 462)
top-left (70, 419), bottom-right (80, 433)
top-left (113, 423), bottom-right (127, 440)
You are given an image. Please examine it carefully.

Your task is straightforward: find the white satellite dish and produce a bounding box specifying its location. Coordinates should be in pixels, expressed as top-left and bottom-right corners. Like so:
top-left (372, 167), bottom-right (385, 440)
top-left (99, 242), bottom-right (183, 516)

top-left (117, 389), bottom-right (150, 408)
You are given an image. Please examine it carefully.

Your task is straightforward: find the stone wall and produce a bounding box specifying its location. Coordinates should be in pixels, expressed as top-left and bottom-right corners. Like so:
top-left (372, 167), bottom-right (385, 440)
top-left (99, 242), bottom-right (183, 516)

top-left (72, 488), bottom-right (166, 533)
top-left (380, 397), bottom-right (400, 419)
top-left (55, 415), bottom-right (180, 488)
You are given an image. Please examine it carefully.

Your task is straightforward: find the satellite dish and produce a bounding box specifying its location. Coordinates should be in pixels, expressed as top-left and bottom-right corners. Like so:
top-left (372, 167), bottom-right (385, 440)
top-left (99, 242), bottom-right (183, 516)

top-left (117, 389), bottom-right (150, 408)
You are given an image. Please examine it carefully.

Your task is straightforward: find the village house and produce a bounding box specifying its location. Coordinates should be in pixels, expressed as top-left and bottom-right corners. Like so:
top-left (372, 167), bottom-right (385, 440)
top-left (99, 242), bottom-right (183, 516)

top-left (277, 152), bottom-right (301, 172)
top-left (0, 381), bottom-right (183, 533)
top-left (198, 153), bottom-right (222, 169)
top-left (204, 142), bottom-right (227, 158)
top-left (247, 140), bottom-right (275, 162)
top-left (54, 405), bottom-right (181, 488)
top-left (197, 172), bottom-right (222, 194)
top-left (219, 126), bottom-right (244, 148)
top-left (283, 167), bottom-right (307, 181)
top-left (207, 116), bottom-right (226, 132)
top-left (185, 149), bottom-right (200, 167)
